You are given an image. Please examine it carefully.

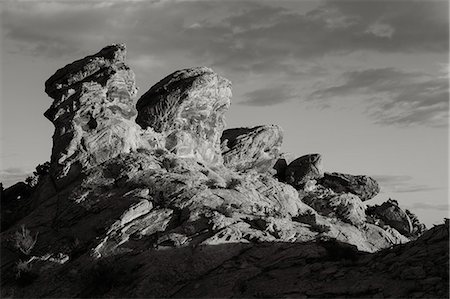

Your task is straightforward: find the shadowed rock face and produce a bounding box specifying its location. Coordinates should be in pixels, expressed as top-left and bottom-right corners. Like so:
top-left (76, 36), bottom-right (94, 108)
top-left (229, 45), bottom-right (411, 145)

top-left (318, 172), bottom-right (380, 201)
top-left (285, 154), bottom-right (324, 188)
top-left (367, 199), bottom-right (413, 236)
top-left (136, 67), bottom-right (231, 165)
top-left (221, 125), bottom-right (283, 173)
top-left (44, 44), bottom-right (154, 188)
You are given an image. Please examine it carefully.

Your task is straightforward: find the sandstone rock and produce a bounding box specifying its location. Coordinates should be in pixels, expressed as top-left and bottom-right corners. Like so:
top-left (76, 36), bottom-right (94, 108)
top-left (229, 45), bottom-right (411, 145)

top-left (301, 192), bottom-right (367, 226)
top-left (221, 125), bottom-right (283, 172)
top-left (367, 199), bottom-right (413, 236)
top-left (285, 154), bottom-right (324, 188)
top-left (1, 43), bottom-right (444, 299)
top-left (44, 44), bottom-right (155, 188)
top-left (318, 172), bottom-right (379, 201)
top-left (136, 67), bottom-right (231, 165)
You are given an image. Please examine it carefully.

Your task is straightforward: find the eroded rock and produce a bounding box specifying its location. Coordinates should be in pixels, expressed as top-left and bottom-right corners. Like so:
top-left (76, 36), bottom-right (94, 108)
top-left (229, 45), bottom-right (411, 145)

top-left (136, 67), bottom-right (231, 165)
top-left (221, 125), bottom-right (283, 172)
top-left (366, 199), bottom-right (413, 236)
top-left (285, 154), bottom-right (324, 189)
top-left (44, 44), bottom-right (155, 188)
top-left (318, 172), bottom-right (380, 201)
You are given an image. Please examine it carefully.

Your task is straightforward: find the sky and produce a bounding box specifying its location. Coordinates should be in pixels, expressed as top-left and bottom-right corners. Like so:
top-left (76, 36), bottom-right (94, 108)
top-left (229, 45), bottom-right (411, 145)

top-left (0, 0), bottom-right (448, 227)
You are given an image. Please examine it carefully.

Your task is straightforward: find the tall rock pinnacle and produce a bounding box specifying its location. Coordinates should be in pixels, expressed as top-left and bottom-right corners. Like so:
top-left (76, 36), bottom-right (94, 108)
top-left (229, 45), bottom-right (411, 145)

top-left (44, 44), bottom-right (149, 188)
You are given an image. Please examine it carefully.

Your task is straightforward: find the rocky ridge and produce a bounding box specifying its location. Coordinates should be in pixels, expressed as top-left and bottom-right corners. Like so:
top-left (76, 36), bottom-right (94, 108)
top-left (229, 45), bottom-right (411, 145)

top-left (1, 44), bottom-right (446, 298)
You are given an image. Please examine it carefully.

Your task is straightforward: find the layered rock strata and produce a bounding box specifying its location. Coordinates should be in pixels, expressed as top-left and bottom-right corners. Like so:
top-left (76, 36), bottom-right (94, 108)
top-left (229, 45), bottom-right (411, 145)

top-left (318, 172), bottom-right (380, 201)
top-left (221, 125), bottom-right (283, 172)
top-left (285, 154), bottom-right (324, 188)
top-left (136, 67), bottom-right (231, 165)
top-left (44, 44), bottom-right (154, 188)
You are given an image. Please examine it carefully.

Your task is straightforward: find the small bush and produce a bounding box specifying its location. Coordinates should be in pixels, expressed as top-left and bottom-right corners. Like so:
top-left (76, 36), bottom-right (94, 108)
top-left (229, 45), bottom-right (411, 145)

top-left (14, 225), bottom-right (38, 255)
top-left (226, 178), bottom-right (242, 190)
top-left (310, 223), bottom-right (331, 234)
top-left (292, 210), bottom-right (317, 226)
top-left (25, 162), bottom-right (50, 188)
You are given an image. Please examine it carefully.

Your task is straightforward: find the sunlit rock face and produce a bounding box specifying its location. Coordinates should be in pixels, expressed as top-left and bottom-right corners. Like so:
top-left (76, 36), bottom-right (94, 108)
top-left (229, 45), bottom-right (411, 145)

top-left (318, 172), bottom-right (380, 201)
top-left (221, 125), bottom-right (283, 173)
top-left (136, 67), bottom-right (231, 165)
top-left (44, 44), bottom-right (155, 188)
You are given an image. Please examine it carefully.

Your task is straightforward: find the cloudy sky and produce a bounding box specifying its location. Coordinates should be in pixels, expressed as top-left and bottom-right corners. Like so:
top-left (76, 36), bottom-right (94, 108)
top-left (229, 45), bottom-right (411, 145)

top-left (0, 0), bottom-right (448, 226)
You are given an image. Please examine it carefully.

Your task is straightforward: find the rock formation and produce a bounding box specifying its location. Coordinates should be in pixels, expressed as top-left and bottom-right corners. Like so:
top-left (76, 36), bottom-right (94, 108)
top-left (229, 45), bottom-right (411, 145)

top-left (366, 199), bottom-right (414, 236)
top-left (285, 153), bottom-right (324, 189)
top-left (44, 44), bottom-right (154, 188)
top-left (221, 125), bottom-right (283, 172)
top-left (318, 172), bottom-right (380, 201)
top-left (136, 67), bottom-right (231, 165)
top-left (1, 44), bottom-right (447, 298)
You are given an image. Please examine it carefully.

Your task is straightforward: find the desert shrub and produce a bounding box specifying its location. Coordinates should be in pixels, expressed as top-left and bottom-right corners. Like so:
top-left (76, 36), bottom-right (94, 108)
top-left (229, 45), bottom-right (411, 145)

top-left (226, 178), bottom-right (242, 189)
top-left (14, 225), bottom-right (38, 255)
top-left (310, 223), bottom-right (331, 234)
top-left (405, 209), bottom-right (426, 237)
top-left (25, 162), bottom-right (50, 188)
top-left (14, 258), bottom-right (38, 285)
top-left (292, 210), bottom-right (317, 226)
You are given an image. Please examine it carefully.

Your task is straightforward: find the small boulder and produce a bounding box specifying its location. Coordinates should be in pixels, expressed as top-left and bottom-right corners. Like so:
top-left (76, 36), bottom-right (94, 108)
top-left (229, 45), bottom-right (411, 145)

top-left (285, 154), bottom-right (324, 189)
top-left (366, 199), bottom-right (413, 236)
top-left (318, 172), bottom-right (380, 201)
top-left (221, 125), bottom-right (283, 172)
top-left (136, 67), bottom-right (231, 165)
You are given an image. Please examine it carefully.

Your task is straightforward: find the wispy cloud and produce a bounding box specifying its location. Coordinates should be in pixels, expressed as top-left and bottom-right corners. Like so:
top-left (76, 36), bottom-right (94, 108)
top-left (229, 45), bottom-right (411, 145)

top-left (310, 68), bottom-right (449, 127)
top-left (408, 203), bottom-right (449, 211)
top-left (372, 174), bottom-right (441, 194)
top-left (1, 0), bottom-right (448, 127)
top-left (240, 85), bottom-right (296, 106)
top-left (2, 0), bottom-right (447, 64)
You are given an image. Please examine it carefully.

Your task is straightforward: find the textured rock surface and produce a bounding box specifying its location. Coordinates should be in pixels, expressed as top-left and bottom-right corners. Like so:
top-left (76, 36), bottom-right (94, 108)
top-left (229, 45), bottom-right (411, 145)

top-left (44, 44), bottom-right (154, 188)
top-left (318, 172), bottom-right (380, 201)
top-left (1, 44), bottom-right (447, 298)
top-left (221, 125), bottom-right (283, 172)
top-left (285, 154), bottom-right (324, 189)
top-left (301, 191), bottom-right (367, 226)
top-left (367, 199), bottom-right (413, 236)
top-left (136, 67), bottom-right (231, 165)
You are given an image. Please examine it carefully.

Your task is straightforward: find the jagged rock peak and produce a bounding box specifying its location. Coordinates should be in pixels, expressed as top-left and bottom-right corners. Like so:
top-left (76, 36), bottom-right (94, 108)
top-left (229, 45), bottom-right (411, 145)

top-left (45, 44), bottom-right (131, 103)
top-left (44, 43), bottom-right (152, 188)
top-left (221, 125), bottom-right (283, 173)
top-left (136, 66), bottom-right (232, 165)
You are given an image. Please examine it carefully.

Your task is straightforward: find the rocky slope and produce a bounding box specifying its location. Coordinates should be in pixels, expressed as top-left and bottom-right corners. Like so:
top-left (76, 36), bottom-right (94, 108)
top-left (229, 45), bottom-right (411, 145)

top-left (1, 44), bottom-right (447, 298)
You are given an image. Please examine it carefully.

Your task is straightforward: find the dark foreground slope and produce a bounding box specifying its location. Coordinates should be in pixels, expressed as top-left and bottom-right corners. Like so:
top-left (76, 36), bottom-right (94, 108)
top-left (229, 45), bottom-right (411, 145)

top-left (1, 222), bottom-right (448, 298)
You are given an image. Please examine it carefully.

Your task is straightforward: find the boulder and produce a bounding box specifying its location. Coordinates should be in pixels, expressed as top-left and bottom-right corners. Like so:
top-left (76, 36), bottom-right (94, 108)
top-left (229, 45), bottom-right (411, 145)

top-left (366, 199), bottom-right (413, 236)
top-left (221, 125), bottom-right (283, 172)
top-left (318, 172), bottom-right (380, 201)
top-left (44, 44), bottom-right (153, 188)
top-left (301, 192), bottom-right (367, 226)
top-left (285, 154), bottom-right (324, 189)
top-left (136, 67), bottom-right (231, 165)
